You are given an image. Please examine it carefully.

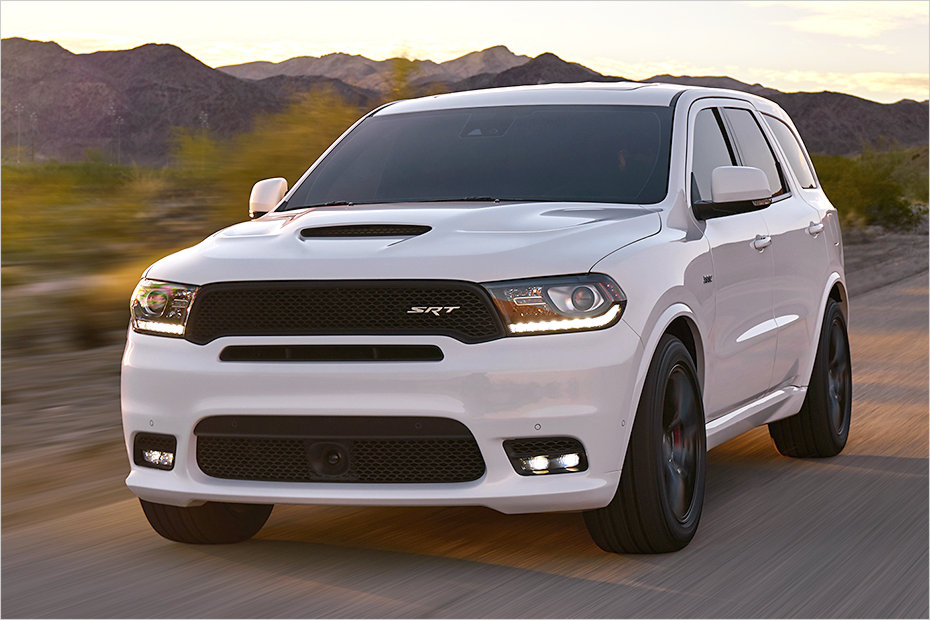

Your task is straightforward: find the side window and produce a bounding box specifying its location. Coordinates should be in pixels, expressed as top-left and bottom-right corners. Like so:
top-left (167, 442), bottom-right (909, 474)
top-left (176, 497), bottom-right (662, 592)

top-left (691, 108), bottom-right (735, 202)
top-left (762, 114), bottom-right (817, 189)
top-left (721, 107), bottom-right (786, 198)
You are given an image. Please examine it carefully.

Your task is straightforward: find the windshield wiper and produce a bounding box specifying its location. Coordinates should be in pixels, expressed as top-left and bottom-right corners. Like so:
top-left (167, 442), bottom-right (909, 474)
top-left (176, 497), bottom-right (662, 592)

top-left (283, 200), bottom-right (373, 211)
top-left (420, 196), bottom-right (576, 203)
top-left (402, 196), bottom-right (537, 203)
top-left (284, 196), bottom-right (562, 210)
top-left (427, 196), bottom-right (502, 202)
top-left (285, 197), bottom-right (501, 210)
top-left (297, 200), bottom-right (355, 208)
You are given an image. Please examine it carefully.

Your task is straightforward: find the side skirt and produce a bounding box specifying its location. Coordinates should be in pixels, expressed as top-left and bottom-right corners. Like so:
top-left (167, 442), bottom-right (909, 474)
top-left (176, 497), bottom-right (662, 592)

top-left (705, 387), bottom-right (807, 450)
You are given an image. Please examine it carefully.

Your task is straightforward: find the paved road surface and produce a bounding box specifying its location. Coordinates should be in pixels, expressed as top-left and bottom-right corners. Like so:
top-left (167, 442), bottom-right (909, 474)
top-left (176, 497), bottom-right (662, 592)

top-left (3, 273), bottom-right (927, 618)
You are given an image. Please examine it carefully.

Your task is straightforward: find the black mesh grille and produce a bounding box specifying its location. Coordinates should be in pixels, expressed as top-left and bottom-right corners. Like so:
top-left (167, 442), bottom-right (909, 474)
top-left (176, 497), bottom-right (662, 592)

top-left (503, 437), bottom-right (585, 457)
top-left (199, 437), bottom-right (309, 481)
top-left (351, 439), bottom-right (482, 482)
top-left (185, 280), bottom-right (504, 345)
top-left (195, 416), bottom-right (486, 484)
top-left (301, 225), bottom-right (430, 237)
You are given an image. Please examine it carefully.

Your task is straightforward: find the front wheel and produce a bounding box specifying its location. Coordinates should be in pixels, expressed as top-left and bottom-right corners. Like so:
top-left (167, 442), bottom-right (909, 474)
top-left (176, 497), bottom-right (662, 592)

top-left (768, 298), bottom-right (851, 457)
top-left (584, 334), bottom-right (706, 553)
top-left (140, 499), bottom-right (273, 544)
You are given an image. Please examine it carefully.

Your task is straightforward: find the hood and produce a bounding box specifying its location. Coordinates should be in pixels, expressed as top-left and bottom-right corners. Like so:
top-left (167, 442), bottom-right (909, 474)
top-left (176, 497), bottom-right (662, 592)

top-left (146, 201), bottom-right (661, 284)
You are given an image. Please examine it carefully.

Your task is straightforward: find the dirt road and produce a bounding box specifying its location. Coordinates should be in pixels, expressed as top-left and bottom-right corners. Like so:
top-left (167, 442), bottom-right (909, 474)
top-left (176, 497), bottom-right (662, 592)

top-left (2, 264), bottom-right (927, 618)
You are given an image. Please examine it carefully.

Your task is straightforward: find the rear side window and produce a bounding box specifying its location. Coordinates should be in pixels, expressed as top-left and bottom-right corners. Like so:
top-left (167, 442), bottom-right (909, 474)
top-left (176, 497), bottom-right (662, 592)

top-left (763, 114), bottom-right (817, 189)
top-left (691, 108), bottom-right (735, 202)
top-left (721, 108), bottom-right (786, 198)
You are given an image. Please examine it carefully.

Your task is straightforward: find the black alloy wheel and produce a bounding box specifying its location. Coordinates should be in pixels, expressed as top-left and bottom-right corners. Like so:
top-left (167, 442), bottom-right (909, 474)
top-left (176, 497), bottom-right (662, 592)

top-left (661, 365), bottom-right (701, 524)
top-left (584, 334), bottom-right (706, 553)
top-left (825, 317), bottom-right (851, 435)
top-left (769, 298), bottom-right (852, 457)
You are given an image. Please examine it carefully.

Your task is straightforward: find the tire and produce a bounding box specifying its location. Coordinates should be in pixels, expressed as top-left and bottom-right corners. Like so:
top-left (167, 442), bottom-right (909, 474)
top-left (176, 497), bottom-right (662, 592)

top-left (769, 298), bottom-right (851, 457)
top-left (140, 499), bottom-right (273, 544)
top-left (584, 334), bottom-right (706, 553)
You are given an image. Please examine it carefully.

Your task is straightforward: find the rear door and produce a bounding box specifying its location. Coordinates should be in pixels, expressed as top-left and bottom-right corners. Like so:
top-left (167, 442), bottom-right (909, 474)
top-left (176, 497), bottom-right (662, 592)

top-left (721, 107), bottom-right (829, 389)
top-left (688, 100), bottom-right (777, 420)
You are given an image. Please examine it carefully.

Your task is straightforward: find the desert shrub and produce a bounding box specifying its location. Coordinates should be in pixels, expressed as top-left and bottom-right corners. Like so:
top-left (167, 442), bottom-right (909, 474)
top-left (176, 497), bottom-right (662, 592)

top-left (169, 90), bottom-right (365, 226)
top-left (812, 147), bottom-right (926, 231)
top-left (2, 156), bottom-right (140, 270)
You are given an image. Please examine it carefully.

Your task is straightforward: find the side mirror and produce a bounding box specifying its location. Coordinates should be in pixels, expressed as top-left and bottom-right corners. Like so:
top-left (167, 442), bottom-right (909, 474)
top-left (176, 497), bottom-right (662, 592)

top-left (249, 177), bottom-right (288, 219)
top-left (693, 166), bottom-right (772, 221)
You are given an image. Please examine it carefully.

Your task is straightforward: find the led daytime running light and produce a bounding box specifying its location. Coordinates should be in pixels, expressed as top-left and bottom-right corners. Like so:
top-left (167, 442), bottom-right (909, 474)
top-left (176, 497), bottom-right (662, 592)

top-left (507, 304), bottom-right (622, 334)
top-left (135, 320), bottom-right (186, 336)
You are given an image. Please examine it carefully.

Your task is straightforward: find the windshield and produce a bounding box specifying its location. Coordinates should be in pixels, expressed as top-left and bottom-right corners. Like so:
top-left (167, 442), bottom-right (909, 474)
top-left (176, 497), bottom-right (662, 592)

top-left (284, 104), bottom-right (673, 209)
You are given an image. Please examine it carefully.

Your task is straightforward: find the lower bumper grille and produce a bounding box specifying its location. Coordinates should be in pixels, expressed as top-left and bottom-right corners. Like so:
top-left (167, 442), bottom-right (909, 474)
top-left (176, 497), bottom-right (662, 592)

top-left (194, 415), bottom-right (485, 484)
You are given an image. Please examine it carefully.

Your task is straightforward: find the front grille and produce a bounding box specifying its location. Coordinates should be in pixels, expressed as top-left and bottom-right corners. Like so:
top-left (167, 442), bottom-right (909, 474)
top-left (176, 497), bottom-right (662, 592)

top-left (185, 280), bottom-right (505, 345)
top-left (194, 415), bottom-right (486, 483)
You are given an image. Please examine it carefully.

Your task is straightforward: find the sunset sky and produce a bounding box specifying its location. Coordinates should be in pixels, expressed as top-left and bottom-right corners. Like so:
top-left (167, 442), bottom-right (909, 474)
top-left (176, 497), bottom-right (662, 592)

top-left (2, 0), bottom-right (927, 103)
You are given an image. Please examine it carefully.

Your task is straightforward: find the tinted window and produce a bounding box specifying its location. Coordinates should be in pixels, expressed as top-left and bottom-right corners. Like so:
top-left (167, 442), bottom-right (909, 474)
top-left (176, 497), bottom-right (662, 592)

top-left (763, 114), bottom-right (817, 189)
top-left (285, 105), bottom-right (673, 208)
top-left (722, 108), bottom-right (785, 197)
top-left (691, 108), bottom-right (735, 202)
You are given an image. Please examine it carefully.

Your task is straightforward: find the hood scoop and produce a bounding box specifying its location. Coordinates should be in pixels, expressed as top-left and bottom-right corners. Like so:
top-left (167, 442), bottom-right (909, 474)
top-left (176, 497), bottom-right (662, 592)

top-left (300, 224), bottom-right (431, 238)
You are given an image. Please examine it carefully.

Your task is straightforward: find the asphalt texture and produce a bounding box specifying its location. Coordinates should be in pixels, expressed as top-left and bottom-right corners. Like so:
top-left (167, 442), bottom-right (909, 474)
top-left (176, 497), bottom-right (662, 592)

top-left (2, 272), bottom-right (927, 618)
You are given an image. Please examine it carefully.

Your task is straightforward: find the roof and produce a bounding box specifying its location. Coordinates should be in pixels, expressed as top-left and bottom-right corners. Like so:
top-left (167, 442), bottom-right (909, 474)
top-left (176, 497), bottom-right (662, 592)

top-left (374, 81), bottom-right (789, 125)
top-left (376, 82), bottom-right (691, 114)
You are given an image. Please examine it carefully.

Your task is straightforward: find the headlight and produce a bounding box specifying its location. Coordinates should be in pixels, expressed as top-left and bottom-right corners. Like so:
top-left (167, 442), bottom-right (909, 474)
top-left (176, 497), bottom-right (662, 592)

top-left (483, 274), bottom-right (626, 335)
top-left (130, 279), bottom-right (199, 337)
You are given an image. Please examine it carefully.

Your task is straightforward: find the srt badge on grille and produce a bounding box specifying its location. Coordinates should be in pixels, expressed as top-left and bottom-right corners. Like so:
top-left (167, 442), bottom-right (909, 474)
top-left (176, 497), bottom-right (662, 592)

top-left (407, 306), bottom-right (461, 316)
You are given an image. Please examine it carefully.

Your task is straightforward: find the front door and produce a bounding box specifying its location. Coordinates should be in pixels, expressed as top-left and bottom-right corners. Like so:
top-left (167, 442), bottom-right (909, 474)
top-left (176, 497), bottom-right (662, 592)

top-left (689, 102), bottom-right (777, 419)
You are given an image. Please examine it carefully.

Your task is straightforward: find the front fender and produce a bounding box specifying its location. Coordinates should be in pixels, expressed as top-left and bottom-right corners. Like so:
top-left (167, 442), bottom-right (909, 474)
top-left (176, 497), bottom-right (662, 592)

top-left (624, 304), bottom-right (705, 422)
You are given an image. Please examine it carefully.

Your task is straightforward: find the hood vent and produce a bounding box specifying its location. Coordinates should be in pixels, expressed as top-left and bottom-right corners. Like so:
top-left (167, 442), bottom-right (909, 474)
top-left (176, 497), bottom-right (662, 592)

top-left (300, 224), bottom-right (431, 238)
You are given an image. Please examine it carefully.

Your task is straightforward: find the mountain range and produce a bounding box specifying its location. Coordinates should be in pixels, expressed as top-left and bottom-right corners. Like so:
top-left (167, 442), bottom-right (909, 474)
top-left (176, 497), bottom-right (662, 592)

top-left (220, 44), bottom-right (531, 92)
top-left (2, 37), bottom-right (927, 165)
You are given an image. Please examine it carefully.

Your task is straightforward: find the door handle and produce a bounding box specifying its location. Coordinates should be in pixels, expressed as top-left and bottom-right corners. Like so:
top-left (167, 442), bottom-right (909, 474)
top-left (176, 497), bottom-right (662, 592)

top-left (807, 221), bottom-right (824, 236)
top-left (752, 235), bottom-right (772, 251)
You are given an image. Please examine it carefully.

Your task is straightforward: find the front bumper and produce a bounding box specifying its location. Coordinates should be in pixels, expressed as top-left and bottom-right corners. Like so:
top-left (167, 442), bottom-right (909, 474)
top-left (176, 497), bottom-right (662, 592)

top-left (121, 323), bottom-right (643, 514)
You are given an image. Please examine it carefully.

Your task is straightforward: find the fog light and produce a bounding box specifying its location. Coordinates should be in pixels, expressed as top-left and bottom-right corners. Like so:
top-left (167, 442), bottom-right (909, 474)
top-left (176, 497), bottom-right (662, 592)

top-left (133, 432), bottom-right (177, 470)
top-left (519, 452), bottom-right (582, 474)
top-left (551, 452), bottom-right (581, 469)
top-left (503, 437), bottom-right (588, 476)
top-left (143, 450), bottom-right (174, 468)
top-left (521, 455), bottom-right (551, 473)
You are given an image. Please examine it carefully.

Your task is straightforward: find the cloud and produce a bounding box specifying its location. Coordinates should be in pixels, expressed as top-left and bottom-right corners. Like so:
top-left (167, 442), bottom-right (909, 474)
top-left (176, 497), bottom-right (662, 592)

top-left (586, 57), bottom-right (928, 102)
top-left (855, 43), bottom-right (891, 54)
top-left (754, 1), bottom-right (928, 39)
top-left (759, 69), bottom-right (929, 99)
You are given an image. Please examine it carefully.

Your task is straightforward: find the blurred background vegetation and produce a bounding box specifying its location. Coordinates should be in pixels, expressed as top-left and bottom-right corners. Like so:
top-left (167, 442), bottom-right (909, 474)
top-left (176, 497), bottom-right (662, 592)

top-left (811, 145), bottom-right (928, 230)
top-left (2, 82), bottom-right (927, 352)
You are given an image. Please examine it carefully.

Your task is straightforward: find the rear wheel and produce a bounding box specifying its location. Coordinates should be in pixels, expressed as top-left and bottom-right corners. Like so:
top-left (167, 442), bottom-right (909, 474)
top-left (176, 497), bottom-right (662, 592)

top-left (140, 499), bottom-right (273, 544)
top-left (584, 334), bottom-right (706, 553)
top-left (769, 298), bottom-right (851, 457)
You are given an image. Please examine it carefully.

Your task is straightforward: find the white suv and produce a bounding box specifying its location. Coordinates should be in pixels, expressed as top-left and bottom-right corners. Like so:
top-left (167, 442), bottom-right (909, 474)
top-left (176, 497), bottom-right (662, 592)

top-left (123, 83), bottom-right (851, 553)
